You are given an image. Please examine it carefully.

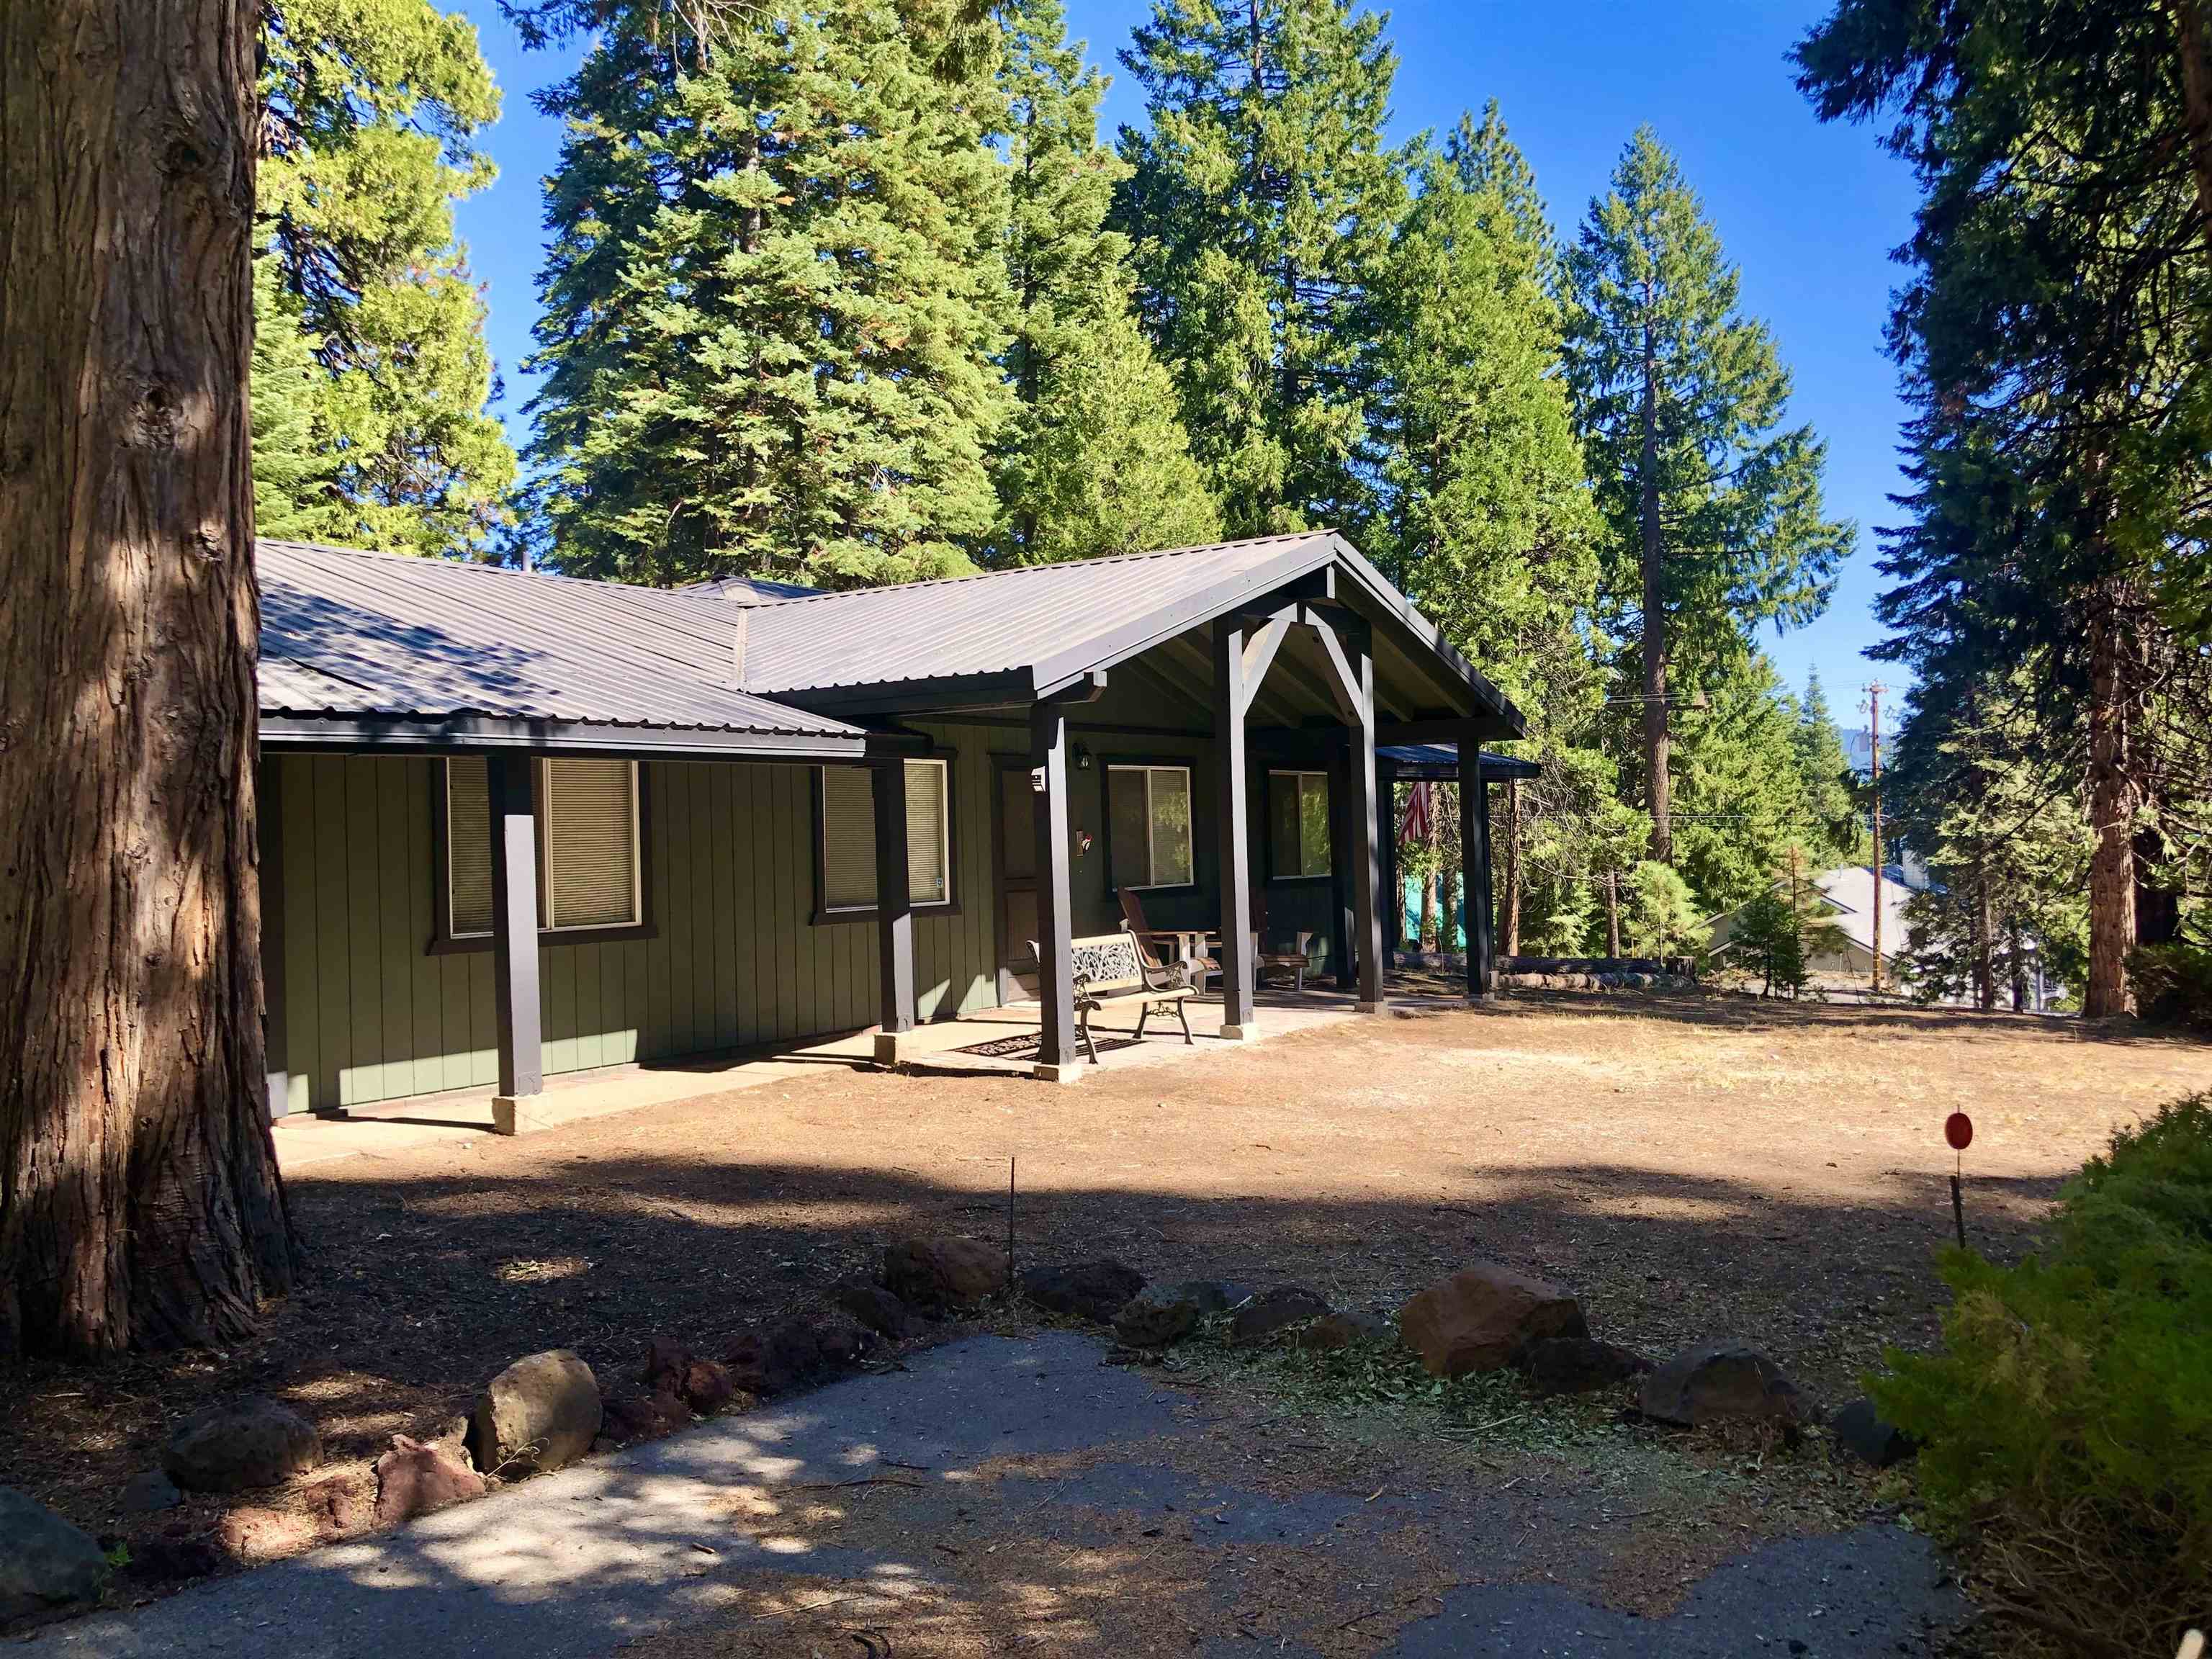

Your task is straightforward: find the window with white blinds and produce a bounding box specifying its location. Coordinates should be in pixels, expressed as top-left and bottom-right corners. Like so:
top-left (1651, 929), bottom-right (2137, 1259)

top-left (819, 759), bottom-right (950, 914)
top-left (441, 757), bottom-right (642, 940)
top-left (541, 757), bottom-right (641, 930)
top-left (446, 759), bottom-right (494, 938)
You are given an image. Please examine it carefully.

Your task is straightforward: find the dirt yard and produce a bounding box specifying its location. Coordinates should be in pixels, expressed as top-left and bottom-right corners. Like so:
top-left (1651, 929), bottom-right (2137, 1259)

top-left (6, 988), bottom-right (2204, 1637)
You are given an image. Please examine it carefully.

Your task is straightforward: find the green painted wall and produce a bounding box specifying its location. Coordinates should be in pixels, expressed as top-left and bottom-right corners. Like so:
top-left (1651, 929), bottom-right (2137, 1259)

top-left (269, 723), bottom-right (1014, 1112)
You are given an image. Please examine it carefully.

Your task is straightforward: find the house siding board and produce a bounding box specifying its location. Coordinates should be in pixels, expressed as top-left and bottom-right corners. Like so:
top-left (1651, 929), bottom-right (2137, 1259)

top-left (266, 733), bottom-right (1008, 1110)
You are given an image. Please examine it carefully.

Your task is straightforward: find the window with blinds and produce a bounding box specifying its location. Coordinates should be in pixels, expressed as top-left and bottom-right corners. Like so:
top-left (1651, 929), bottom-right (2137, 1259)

top-left (541, 757), bottom-right (641, 930)
top-left (819, 759), bottom-right (951, 913)
top-left (1269, 770), bottom-right (1331, 879)
top-left (441, 757), bottom-right (642, 941)
top-left (446, 758), bottom-right (494, 938)
top-left (1107, 764), bottom-right (1195, 889)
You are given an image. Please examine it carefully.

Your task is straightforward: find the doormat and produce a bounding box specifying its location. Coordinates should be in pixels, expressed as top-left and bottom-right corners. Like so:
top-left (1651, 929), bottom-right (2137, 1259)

top-left (954, 1032), bottom-right (1145, 1061)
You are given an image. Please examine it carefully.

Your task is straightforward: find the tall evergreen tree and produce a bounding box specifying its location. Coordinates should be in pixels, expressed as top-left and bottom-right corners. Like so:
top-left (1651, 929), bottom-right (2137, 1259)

top-left (1794, 671), bottom-right (1864, 868)
top-left (251, 248), bottom-right (341, 541)
top-left (1112, 0), bottom-right (1408, 536)
top-left (1563, 128), bottom-right (1852, 864)
top-left (1797, 0), bottom-right (2212, 1015)
top-left (257, 0), bottom-right (516, 554)
top-left (987, 0), bottom-right (1219, 562)
top-left (523, 0), bottom-right (1015, 587)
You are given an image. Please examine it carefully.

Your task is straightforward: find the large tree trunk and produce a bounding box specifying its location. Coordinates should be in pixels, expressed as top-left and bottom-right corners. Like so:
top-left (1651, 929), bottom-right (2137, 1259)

top-left (1637, 305), bottom-right (1672, 863)
top-left (2082, 579), bottom-right (2141, 1020)
top-left (2169, 0), bottom-right (2212, 256)
top-left (0, 0), bottom-right (294, 1356)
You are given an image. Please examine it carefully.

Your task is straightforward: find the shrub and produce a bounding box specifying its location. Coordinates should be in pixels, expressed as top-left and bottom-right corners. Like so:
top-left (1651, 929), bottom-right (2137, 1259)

top-left (2133, 940), bottom-right (2212, 1033)
top-left (1871, 1094), bottom-right (2212, 1655)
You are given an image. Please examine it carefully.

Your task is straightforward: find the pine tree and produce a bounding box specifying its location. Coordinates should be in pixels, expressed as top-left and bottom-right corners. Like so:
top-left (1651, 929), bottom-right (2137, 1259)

top-left (1794, 671), bottom-right (1864, 868)
top-left (1112, 0), bottom-right (1408, 536)
top-left (524, 0), bottom-right (1015, 587)
top-left (1563, 128), bottom-right (1852, 864)
top-left (251, 248), bottom-right (341, 543)
top-left (257, 0), bottom-right (516, 554)
top-left (987, 0), bottom-right (1219, 563)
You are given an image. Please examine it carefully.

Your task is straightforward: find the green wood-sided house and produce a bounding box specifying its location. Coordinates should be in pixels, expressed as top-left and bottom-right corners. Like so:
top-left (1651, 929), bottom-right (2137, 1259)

top-left (255, 532), bottom-right (1529, 1116)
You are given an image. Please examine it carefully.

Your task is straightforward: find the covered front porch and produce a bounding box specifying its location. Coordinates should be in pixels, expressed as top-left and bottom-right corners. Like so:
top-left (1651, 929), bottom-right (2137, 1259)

top-left (269, 979), bottom-right (1414, 1171)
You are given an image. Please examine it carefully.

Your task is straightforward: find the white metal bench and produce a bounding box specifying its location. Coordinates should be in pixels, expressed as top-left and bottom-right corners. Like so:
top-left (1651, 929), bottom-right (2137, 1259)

top-left (1030, 925), bottom-right (1199, 1064)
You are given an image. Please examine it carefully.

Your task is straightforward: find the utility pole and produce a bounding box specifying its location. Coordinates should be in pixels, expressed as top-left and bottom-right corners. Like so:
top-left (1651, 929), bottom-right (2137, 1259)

top-left (1866, 683), bottom-right (1887, 997)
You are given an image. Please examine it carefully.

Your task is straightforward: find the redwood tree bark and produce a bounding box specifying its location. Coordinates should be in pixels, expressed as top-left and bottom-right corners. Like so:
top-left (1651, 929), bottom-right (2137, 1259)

top-left (1, 0), bottom-right (294, 1354)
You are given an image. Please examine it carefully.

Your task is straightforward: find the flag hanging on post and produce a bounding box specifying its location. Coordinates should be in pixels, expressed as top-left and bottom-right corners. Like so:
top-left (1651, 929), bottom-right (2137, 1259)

top-left (1402, 781), bottom-right (1432, 846)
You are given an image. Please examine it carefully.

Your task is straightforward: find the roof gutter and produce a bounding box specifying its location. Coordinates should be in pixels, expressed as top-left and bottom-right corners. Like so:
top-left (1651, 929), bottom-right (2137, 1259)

top-left (257, 712), bottom-right (870, 761)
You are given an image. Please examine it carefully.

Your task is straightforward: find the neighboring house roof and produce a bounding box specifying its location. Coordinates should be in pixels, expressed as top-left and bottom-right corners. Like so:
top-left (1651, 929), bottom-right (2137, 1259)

top-left (256, 540), bottom-right (868, 757)
top-left (736, 531), bottom-right (1524, 733)
top-left (1377, 742), bottom-right (1541, 781)
top-left (1809, 865), bottom-right (1921, 961)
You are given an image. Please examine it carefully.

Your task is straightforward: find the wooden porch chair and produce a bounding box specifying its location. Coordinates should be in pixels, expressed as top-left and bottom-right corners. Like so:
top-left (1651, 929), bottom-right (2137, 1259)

top-left (1118, 888), bottom-right (1219, 992)
top-left (1251, 889), bottom-right (1318, 992)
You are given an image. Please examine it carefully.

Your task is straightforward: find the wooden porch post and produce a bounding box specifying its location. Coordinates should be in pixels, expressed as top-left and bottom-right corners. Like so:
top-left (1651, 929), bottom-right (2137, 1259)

top-left (1328, 736), bottom-right (1354, 992)
top-left (489, 752), bottom-right (542, 1131)
top-left (1461, 752), bottom-right (1494, 1001)
top-left (871, 760), bottom-right (916, 1065)
top-left (1213, 622), bottom-right (1257, 1038)
top-left (1351, 649), bottom-right (1385, 1010)
top-left (1378, 761), bottom-right (1401, 958)
top-left (258, 755), bottom-right (292, 1118)
top-left (1030, 704), bottom-right (1079, 1079)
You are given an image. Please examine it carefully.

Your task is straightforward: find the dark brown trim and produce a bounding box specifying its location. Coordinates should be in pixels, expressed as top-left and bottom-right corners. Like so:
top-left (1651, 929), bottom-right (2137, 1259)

top-left (809, 756), bottom-right (963, 925)
top-left (428, 756), bottom-right (660, 955)
top-left (262, 712), bottom-right (868, 760)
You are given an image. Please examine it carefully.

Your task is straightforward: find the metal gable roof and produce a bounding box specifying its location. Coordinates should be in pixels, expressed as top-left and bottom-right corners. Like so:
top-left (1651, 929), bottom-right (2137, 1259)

top-left (738, 531), bottom-right (1524, 733)
top-left (255, 540), bottom-right (864, 752)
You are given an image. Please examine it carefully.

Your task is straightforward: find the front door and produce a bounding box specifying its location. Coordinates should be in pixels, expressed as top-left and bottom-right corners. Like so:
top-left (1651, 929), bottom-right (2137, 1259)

top-left (993, 757), bottom-right (1040, 1002)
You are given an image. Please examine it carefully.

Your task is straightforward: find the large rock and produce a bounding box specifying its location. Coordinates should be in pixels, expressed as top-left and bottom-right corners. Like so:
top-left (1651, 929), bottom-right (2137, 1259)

top-left (1640, 1343), bottom-right (1804, 1428)
top-left (1295, 1310), bottom-right (1390, 1352)
top-left (831, 1280), bottom-right (925, 1339)
top-left (1228, 1285), bottom-right (1331, 1344)
top-left (0, 1488), bottom-right (107, 1623)
top-left (468, 1349), bottom-right (602, 1475)
top-left (372, 1435), bottom-right (486, 1528)
top-left (118, 1470), bottom-right (181, 1516)
top-left (1831, 1396), bottom-right (1917, 1467)
top-left (642, 1337), bottom-right (735, 1416)
top-left (597, 1390), bottom-right (694, 1449)
top-left (724, 1313), bottom-right (874, 1398)
top-left (881, 1236), bottom-right (1007, 1310)
top-left (163, 1397), bottom-right (322, 1493)
top-left (1517, 1336), bottom-right (1650, 1396)
top-left (1112, 1280), bottom-right (1236, 1349)
top-left (1395, 1264), bottom-right (1587, 1378)
top-left (1020, 1259), bottom-right (1146, 1325)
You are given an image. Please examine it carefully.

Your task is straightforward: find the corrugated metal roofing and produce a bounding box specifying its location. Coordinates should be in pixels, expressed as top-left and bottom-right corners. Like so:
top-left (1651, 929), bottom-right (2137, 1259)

top-left (741, 533), bottom-right (1335, 696)
top-left (736, 531), bottom-right (1521, 734)
top-left (684, 573), bottom-right (822, 606)
top-left (256, 540), bottom-right (859, 742)
top-left (1378, 743), bottom-right (1542, 779)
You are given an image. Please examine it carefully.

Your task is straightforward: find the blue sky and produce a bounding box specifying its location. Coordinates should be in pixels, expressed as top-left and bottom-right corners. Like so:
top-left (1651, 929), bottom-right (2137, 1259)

top-left (450, 0), bottom-right (1921, 722)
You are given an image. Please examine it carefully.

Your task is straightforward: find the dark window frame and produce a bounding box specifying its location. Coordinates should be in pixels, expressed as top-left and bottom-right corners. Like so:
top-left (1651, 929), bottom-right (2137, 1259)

top-left (810, 755), bottom-right (962, 926)
top-left (428, 757), bottom-right (659, 956)
top-left (1100, 754), bottom-right (1200, 896)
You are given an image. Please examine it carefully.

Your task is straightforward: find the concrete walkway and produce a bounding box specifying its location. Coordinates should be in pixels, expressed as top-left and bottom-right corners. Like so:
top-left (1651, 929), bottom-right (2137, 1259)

top-left (28, 1333), bottom-right (1971, 1659)
top-left (271, 987), bottom-right (1375, 1174)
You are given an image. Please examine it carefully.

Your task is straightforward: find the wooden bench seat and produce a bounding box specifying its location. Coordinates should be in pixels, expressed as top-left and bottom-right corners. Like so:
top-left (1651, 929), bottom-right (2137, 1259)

top-left (1031, 925), bottom-right (1199, 1064)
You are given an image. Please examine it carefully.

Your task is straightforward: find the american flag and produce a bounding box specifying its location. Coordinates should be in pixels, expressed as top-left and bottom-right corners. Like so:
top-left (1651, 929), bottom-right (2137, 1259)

top-left (1401, 781), bottom-right (1433, 845)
